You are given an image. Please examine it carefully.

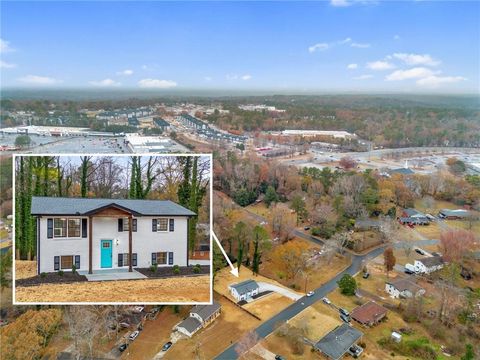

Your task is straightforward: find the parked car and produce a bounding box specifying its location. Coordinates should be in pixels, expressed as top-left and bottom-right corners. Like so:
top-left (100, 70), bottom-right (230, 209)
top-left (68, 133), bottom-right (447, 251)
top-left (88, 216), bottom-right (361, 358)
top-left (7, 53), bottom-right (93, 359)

top-left (128, 331), bottom-right (139, 341)
top-left (119, 343), bottom-right (129, 352)
top-left (162, 341), bottom-right (173, 352)
top-left (306, 291), bottom-right (314, 297)
top-left (415, 248), bottom-right (426, 255)
top-left (275, 355), bottom-right (286, 360)
top-left (322, 297), bottom-right (331, 305)
top-left (362, 272), bottom-right (370, 279)
top-left (404, 268), bottom-right (415, 275)
top-left (304, 226), bottom-right (310, 231)
top-left (339, 308), bottom-right (350, 317)
top-left (340, 313), bottom-right (350, 323)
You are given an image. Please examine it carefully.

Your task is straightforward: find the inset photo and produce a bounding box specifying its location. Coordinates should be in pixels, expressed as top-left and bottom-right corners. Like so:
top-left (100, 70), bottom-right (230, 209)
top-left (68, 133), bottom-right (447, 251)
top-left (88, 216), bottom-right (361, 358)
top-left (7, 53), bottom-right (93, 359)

top-left (13, 154), bottom-right (212, 304)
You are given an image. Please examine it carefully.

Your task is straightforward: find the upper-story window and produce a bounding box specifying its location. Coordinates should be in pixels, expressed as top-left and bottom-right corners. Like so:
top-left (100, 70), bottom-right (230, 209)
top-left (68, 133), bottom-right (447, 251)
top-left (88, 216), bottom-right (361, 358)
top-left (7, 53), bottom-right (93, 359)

top-left (123, 218), bottom-right (130, 231)
top-left (157, 218), bottom-right (168, 232)
top-left (54, 218), bottom-right (81, 238)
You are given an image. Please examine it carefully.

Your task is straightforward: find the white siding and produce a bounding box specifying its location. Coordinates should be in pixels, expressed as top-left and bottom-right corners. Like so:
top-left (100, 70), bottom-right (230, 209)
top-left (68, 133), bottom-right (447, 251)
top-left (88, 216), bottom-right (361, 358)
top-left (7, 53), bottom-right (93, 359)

top-left (38, 216), bottom-right (189, 273)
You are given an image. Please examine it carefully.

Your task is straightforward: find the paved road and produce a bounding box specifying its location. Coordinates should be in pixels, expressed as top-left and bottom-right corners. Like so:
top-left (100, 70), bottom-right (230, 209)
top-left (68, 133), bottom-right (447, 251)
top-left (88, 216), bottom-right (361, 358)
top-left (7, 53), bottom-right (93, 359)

top-left (215, 245), bottom-right (385, 360)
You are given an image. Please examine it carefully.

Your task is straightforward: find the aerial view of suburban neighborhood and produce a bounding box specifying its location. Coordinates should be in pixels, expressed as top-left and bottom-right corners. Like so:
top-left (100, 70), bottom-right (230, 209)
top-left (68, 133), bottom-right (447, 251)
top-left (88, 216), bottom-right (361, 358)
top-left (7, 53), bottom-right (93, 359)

top-left (0, 1), bottom-right (479, 360)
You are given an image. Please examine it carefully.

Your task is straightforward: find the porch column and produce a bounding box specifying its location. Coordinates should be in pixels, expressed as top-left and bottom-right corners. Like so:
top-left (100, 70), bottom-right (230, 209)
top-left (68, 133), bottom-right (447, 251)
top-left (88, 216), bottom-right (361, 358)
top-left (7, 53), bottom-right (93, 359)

top-left (88, 216), bottom-right (93, 274)
top-left (128, 214), bottom-right (133, 272)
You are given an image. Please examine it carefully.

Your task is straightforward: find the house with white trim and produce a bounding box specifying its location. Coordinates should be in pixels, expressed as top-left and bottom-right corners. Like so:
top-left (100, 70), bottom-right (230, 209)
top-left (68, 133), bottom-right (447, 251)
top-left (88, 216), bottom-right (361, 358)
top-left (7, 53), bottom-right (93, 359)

top-left (229, 279), bottom-right (259, 301)
top-left (414, 257), bottom-right (444, 274)
top-left (175, 302), bottom-right (221, 337)
top-left (385, 278), bottom-right (425, 299)
top-left (31, 197), bottom-right (196, 274)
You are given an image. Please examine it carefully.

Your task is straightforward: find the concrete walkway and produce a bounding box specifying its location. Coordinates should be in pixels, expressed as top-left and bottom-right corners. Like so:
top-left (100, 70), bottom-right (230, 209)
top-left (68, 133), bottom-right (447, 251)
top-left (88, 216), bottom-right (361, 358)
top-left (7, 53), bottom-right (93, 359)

top-left (78, 268), bottom-right (147, 281)
top-left (257, 281), bottom-right (302, 301)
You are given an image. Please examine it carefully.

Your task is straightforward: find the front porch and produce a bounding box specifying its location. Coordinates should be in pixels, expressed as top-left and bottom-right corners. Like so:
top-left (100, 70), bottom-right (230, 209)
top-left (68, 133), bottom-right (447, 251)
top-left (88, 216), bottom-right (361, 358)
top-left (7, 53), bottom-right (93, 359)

top-left (78, 268), bottom-right (147, 281)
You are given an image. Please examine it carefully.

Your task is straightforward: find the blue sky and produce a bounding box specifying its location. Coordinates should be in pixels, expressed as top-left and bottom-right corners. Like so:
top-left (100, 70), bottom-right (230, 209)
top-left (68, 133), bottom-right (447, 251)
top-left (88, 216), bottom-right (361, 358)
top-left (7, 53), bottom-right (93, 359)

top-left (1, 1), bottom-right (479, 93)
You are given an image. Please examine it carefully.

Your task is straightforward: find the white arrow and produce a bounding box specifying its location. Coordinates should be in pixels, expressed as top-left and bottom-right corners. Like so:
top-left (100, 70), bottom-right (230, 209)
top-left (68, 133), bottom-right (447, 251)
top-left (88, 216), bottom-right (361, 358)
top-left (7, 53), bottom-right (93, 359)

top-left (212, 231), bottom-right (239, 277)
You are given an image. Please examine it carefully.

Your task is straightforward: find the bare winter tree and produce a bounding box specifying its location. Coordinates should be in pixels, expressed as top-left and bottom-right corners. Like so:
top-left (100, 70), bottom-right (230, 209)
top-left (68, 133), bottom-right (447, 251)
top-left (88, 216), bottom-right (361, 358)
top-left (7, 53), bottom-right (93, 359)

top-left (234, 330), bottom-right (259, 359)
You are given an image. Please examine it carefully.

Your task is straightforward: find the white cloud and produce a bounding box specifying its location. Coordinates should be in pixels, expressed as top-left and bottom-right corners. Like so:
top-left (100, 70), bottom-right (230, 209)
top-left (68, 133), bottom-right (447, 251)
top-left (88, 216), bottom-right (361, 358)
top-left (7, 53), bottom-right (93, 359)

top-left (204, 76), bottom-right (212, 81)
top-left (308, 43), bottom-right (329, 53)
top-left (0, 60), bottom-right (16, 69)
top-left (416, 75), bottom-right (466, 88)
top-left (18, 75), bottom-right (61, 85)
top-left (353, 74), bottom-right (373, 80)
top-left (347, 63), bottom-right (358, 70)
top-left (330, 0), bottom-right (351, 6)
top-left (393, 53), bottom-right (440, 66)
top-left (241, 74), bottom-right (252, 81)
top-left (339, 37), bottom-right (352, 44)
top-left (385, 67), bottom-right (436, 81)
top-left (138, 79), bottom-right (177, 88)
top-left (394, 35), bottom-right (401, 40)
top-left (351, 42), bottom-right (371, 48)
top-left (330, 0), bottom-right (378, 7)
top-left (366, 60), bottom-right (395, 71)
top-left (89, 78), bottom-right (121, 87)
top-left (0, 38), bottom-right (14, 53)
top-left (117, 69), bottom-right (133, 76)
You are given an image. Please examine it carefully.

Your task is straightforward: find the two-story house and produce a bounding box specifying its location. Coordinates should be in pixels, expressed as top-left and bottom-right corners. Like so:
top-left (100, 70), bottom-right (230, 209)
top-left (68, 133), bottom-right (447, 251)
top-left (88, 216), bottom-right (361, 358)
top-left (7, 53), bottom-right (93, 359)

top-left (31, 196), bottom-right (196, 274)
top-left (414, 257), bottom-right (444, 274)
top-left (175, 302), bottom-right (221, 337)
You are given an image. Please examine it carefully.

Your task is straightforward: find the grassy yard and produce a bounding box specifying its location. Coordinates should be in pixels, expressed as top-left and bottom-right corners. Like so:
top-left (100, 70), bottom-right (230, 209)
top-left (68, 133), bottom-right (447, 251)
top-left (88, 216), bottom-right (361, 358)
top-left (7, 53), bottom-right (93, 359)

top-left (165, 294), bottom-right (261, 360)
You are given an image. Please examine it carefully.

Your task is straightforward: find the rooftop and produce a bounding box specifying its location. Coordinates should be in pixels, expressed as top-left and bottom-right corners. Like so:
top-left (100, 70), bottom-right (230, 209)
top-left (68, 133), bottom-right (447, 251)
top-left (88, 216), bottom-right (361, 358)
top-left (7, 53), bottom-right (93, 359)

top-left (417, 256), bottom-right (444, 267)
top-left (177, 316), bottom-right (202, 333)
top-left (315, 323), bottom-right (363, 360)
top-left (31, 196), bottom-right (196, 217)
top-left (191, 302), bottom-right (221, 320)
top-left (387, 278), bottom-right (423, 293)
top-left (351, 301), bottom-right (388, 325)
top-left (230, 279), bottom-right (259, 295)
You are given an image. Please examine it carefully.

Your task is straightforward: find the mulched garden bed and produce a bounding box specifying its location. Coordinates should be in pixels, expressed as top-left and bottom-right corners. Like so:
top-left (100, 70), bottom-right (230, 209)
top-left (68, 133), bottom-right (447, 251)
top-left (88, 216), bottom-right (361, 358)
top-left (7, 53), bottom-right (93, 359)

top-left (135, 265), bottom-right (210, 278)
top-left (16, 272), bottom-right (88, 287)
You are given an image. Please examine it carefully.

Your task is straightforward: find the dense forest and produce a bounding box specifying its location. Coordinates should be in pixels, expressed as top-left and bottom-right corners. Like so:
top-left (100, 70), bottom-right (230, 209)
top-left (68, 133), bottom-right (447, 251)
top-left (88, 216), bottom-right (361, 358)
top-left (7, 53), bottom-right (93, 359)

top-left (14, 155), bottom-right (210, 259)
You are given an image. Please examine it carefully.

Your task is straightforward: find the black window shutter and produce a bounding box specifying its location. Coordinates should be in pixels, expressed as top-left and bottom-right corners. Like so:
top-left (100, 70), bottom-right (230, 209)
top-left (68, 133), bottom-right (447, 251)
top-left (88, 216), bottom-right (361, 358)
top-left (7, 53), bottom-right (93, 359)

top-left (54, 256), bottom-right (60, 271)
top-left (151, 252), bottom-right (157, 265)
top-left (169, 219), bottom-right (174, 232)
top-left (168, 252), bottom-right (174, 265)
top-left (81, 219), bottom-right (87, 238)
top-left (132, 253), bottom-right (137, 267)
top-left (152, 219), bottom-right (157, 232)
top-left (74, 255), bottom-right (80, 269)
top-left (132, 219), bottom-right (137, 232)
top-left (118, 253), bottom-right (123, 267)
top-left (47, 219), bottom-right (53, 238)
top-left (118, 218), bottom-right (123, 232)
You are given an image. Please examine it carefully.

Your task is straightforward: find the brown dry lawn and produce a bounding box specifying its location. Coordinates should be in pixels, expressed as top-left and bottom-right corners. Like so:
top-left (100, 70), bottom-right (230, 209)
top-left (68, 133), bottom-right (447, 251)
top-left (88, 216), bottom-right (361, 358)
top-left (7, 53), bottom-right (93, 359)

top-left (290, 306), bottom-right (341, 340)
top-left (15, 275), bottom-right (210, 303)
top-left (243, 292), bottom-right (293, 321)
top-left (15, 260), bottom-right (37, 279)
top-left (165, 293), bottom-right (261, 360)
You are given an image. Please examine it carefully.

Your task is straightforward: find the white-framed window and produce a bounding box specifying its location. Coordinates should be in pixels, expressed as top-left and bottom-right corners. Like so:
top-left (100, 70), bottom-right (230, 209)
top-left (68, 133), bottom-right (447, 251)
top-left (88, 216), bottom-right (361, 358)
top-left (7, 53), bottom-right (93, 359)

top-left (120, 253), bottom-right (130, 266)
top-left (60, 255), bottom-right (73, 269)
top-left (153, 252), bottom-right (167, 265)
top-left (123, 218), bottom-right (130, 231)
top-left (157, 218), bottom-right (168, 232)
top-left (67, 219), bottom-right (81, 237)
top-left (54, 218), bottom-right (67, 238)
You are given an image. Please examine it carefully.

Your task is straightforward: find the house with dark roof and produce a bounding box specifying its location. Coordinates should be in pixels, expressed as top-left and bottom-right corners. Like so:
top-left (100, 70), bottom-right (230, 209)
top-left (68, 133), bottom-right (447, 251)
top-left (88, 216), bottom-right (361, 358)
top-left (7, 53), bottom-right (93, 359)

top-left (31, 196), bottom-right (196, 275)
top-left (385, 278), bottom-right (425, 299)
top-left (229, 279), bottom-right (259, 301)
top-left (414, 257), bottom-right (444, 274)
top-left (175, 302), bottom-right (221, 337)
top-left (389, 167), bottom-right (415, 176)
top-left (354, 219), bottom-right (381, 231)
top-left (438, 209), bottom-right (471, 220)
top-left (314, 323), bottom-right (363, 360)
top-left (399, 208), bottom-right (430, 225)
top-left (153, 117), bottom-right (171, 131)
top-left (351, 301), bottom-right (388, 327)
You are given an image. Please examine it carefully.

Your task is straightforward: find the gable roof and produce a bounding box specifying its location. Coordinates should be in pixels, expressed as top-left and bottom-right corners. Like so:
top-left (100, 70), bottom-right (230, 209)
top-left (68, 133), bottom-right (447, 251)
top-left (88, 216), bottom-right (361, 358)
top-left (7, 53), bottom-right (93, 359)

top-left (439, 209), bottom-right (470, 218)
top-left (31, 196), bottom-right (196, 217)
top-left (191, 302), bottom-right (221, 320)
top-left (230, 279), bottom-right (259, 295)
top-left (315, 323), bottom-right (363, 360)
top-left (417, 256), bottom-right (444, 268)
top-left (403, 208), bottom-right (424, 217)
top-left (387, 278), bottom-right (423, 294)
top-left (351, 301), bottom-right (387, 325)
top-left (390, 168), bottom-right (415, 175)
top-left (177, 316), bottom-right (202, 333)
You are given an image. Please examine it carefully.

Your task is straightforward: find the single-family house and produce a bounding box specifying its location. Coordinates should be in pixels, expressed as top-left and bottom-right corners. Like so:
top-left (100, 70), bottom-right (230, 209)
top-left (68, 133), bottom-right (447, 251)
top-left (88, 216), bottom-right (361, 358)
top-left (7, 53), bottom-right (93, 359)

top-left (229, 279), bottom-right (259, 301)
top-left (385, 278), bottom-right (425, 299)
top-left (354, 219), bottom-right (381, 231)
top-left (438, 209), bottom-right (470, 220)
top-left (414, 257), bottom-right (444, 274)
top-left (351, 301), bottom-right (388, 327)
top-left (399, 208), bottom-right (430, 225)
top-left (389, 167), bottom-right (415, 176)
top-left (31, 196), bottom-right (196, 274)
top-left (314, 323), bottom-right (363, 360)
top-left (175, 302), bottom-right (221, 337)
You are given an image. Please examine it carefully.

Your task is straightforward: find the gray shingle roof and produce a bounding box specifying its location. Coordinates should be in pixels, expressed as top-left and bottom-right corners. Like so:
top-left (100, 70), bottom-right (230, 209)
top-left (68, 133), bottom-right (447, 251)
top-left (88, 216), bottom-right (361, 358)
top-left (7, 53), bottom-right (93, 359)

top-left (387, 278), bottom-right (423, 294)
top-left (177, 317), bottom-right (202, 334)
top-left (315, 323), bottom-right (363, 360)
top-left (191, 302), bottom-right (221, 321)
top-left (230, 279), bottom-right (259, 295)
top-left (31, 196), bottom-right (196, 216)
top-left (418, 256), bottom-right (444, 268)
top-left (439, 209), bottom-right (470, 218)
top-left (390, 168), bottom-right (415, 175)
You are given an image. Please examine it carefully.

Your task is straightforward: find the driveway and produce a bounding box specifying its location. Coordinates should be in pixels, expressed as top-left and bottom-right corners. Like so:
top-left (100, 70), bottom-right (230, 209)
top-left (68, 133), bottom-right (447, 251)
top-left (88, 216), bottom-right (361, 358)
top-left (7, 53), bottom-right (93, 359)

top-left (257, 281), bottom-right (302, 301)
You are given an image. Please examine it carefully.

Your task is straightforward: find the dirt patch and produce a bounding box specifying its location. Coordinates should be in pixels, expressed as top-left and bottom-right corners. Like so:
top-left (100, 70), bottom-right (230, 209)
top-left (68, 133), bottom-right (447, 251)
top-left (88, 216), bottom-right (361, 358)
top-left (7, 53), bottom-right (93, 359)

top-left (289, 306), bottom-right (341, 341)
top-left (15, 260), bottom-right (37, 279)
top-left (136, 265), bottom-right (210, 278)
top-left (15, 275), bottom-right (211, 303)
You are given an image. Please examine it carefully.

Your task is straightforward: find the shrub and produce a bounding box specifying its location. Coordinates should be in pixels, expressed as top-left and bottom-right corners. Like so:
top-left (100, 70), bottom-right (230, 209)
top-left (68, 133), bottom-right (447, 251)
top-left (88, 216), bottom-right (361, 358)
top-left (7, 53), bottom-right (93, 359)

top-left (150, 264), bottom-right (158, 273)
top-left (172, 264), bottom-right (180, 271)
top-left (40, 272), bottom-right (46, 278)
top-left (57, 270), bottom-right (64, 276)
top-left (337, 273), bottom-right (357, 296)
top-left (173, 268), bottom-right (180, 275)
top-left (71, 265), bottom-right (77, 274)
top-left (193, 266), bottom-right (200, 274)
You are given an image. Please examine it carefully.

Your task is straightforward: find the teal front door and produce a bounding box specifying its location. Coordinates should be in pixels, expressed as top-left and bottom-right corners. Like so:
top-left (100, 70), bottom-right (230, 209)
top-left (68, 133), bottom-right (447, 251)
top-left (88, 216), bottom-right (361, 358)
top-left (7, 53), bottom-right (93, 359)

top-left (101, 240), bottom-right (112, 268)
